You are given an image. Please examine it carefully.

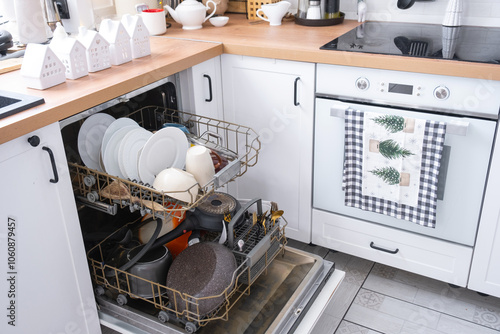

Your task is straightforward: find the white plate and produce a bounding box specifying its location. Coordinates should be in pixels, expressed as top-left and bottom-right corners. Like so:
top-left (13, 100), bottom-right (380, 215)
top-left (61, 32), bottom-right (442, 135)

top-left (77, 113), bottom-right (116, 171)
top-left (101, 117), bottom-right (139, 156)
top-left (118, 127), bottom-right (153, 181)
top-left (138, 127), bottom-right (189, 185)
top-left (102, 126), bottom-right (136, 178)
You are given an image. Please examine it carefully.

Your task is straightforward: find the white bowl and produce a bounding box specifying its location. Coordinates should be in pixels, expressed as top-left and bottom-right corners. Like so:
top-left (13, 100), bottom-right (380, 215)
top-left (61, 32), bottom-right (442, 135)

top-left (209, 16), bottom-right (229, 27)
top-left (153, 168), bottom-right (199, 204)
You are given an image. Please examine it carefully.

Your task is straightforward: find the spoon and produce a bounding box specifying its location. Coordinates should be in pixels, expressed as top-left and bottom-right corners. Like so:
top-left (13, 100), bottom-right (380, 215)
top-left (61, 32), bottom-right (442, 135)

top-left (100, 180), bottom-right (167, 212)
top-left (397, 0), bottom-right (416, 10)
top-left (270, 210), bottom-right (284, 227)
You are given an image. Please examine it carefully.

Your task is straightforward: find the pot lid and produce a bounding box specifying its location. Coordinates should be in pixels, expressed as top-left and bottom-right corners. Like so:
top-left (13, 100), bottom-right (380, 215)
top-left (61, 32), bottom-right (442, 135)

top-left (197, 192), bottom-right (238, 216)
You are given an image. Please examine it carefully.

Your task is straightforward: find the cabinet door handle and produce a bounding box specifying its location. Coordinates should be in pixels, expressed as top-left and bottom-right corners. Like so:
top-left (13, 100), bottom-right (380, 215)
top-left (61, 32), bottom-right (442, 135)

top-left (294, 77), bottom-right (300, 106)
top-left (370, 241), bottom-right (399, 254)
top-left (42, 146), bottom-right (59, 184)
top-left (203, 74), bottom-right (213, 102)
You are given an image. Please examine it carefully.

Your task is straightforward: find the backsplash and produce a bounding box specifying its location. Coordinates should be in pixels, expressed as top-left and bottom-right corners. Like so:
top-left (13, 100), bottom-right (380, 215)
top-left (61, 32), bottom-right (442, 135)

top-left (340, 0), bottom-right (500, 27)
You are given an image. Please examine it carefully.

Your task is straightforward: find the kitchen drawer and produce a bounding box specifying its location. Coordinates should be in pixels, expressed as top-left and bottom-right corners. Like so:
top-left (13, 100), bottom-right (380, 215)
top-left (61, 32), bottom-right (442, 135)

top-left (312, 209), bottom-right (473, 287)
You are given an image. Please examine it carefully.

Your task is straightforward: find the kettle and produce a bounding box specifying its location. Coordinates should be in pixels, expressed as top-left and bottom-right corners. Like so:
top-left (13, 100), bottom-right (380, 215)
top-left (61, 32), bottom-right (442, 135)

top-left (164, 0), bottom-right (217, 30)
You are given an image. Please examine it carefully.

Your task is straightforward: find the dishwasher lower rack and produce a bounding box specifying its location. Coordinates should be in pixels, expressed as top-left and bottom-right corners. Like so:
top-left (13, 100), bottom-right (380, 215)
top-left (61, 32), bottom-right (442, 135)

top-left (69, 106), bottom-right (261, 220)
top-left (87, 206), bottom-right (286, 332)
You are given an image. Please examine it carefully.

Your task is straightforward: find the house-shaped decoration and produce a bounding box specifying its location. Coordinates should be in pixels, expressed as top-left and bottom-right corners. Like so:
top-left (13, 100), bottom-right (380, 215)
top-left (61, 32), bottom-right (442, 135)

top-left (49, 23), bottom-right (89, 80)
top-left (99, 19), bottom-right (133, 66)
top-left (77, 26), bottom-right (111, 73)
top-left (20, 44), bottom-right (66, 90)
top-left (121, 14), bottom-right (151, 59)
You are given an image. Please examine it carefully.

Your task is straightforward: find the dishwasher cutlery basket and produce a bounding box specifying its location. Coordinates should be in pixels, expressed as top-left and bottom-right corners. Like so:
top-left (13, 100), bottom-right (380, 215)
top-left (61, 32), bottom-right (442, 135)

top-left (68, 105), bottom-right (261, 220)
top-left (86, 198), bottom-right (286, 332)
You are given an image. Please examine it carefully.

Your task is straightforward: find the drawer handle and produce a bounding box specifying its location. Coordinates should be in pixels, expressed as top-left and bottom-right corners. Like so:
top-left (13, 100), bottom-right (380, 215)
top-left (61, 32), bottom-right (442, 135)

top-left (203, 74), bottom-right (213, 102)
top-left (370, 242), bottom-right (399, 254)
top-left (294, 77), bottom-right (300, 106)
top-left (42, 146), bottom-right (59, 184)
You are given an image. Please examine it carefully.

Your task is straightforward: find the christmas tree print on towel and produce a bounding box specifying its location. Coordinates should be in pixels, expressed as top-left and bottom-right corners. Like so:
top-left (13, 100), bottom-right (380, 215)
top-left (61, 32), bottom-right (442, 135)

top-left (372, 115), bottom-right (415, 133)
top-left (369, 139), bottom-right (414, 160)
top-left (370, 166), bottom-right (410, 186)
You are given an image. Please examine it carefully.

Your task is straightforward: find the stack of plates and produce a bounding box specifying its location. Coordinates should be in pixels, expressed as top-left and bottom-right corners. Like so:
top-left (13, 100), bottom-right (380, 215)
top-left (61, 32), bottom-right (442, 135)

top-left (77, 114), bottom-right (189, 184)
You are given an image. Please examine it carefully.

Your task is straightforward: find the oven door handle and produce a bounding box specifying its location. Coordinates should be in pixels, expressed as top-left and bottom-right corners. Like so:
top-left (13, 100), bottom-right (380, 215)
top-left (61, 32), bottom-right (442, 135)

top-left (329, 104), bottom-right (469, 136)
top-left (370, 242), bottom-right (399, 254)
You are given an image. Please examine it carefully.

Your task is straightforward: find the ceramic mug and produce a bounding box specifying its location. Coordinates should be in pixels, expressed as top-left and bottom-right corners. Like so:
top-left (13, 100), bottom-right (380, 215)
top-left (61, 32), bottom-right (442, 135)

top-left (140, 8), bottom-right (167, 35)
top-left (256, 1), bottom-right (291, 26)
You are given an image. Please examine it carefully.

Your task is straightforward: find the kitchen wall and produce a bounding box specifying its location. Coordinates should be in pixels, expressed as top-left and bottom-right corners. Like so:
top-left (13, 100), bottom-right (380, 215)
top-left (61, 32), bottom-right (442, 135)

top-left (341, 0), bottom-right (500, 27)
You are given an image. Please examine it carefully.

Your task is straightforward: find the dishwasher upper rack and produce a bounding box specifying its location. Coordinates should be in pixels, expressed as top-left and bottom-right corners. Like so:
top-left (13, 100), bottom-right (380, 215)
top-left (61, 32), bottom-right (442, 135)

top-left (70, 106), bottom-right (261, 219)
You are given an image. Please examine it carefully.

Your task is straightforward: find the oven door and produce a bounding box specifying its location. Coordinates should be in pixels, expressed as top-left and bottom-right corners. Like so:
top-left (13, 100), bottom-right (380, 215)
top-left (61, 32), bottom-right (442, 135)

top-left (313, 97), bottom-right (496, 246)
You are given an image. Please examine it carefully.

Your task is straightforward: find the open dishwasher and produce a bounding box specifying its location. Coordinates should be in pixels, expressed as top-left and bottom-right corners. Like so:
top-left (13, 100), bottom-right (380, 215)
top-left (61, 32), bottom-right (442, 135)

top-left (60, 74), bottom-right (337, 333)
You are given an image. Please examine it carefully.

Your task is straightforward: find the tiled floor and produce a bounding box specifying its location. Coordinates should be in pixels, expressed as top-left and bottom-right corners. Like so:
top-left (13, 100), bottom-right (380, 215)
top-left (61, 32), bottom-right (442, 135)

top-left (285, 240), bottom-right (500, 334)
top-left (102, 240), bottom-right (500, 334)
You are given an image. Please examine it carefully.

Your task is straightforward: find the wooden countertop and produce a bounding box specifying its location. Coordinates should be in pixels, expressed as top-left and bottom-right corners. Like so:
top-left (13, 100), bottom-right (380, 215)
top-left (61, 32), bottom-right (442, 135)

top-left (165, 14), bottom-right (500, 80)
top-left (0, 38), bottom-right (222, 145)
top-left (1, 14), bottom-right (499, 145)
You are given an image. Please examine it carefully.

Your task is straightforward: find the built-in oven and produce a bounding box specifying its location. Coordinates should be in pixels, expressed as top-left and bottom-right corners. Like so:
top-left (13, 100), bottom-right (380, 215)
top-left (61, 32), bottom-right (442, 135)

top-left (312, 63), bottom-right (500, 285)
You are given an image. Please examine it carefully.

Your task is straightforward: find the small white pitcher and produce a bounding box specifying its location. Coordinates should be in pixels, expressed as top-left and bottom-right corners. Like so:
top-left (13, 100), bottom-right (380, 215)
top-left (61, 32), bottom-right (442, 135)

top-left (256, 1), bottom-right (291, 26)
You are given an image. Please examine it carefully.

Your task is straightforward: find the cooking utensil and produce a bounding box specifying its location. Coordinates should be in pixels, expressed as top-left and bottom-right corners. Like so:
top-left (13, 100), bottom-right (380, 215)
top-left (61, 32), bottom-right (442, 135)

top-left (397, 0), bottom-right (416, 9)
top-left (270, 210), bottom-right (284, 227)
top-left (100, 180), bottom-right (167, 212)
top-left (127, 244), bottom-right (172, 298)
top-left (150, 192), bottom-right (241, 250)
top-left (394, 36), bottom-right (429, 56)
top-left (166, 242), bottom-right (237, 316)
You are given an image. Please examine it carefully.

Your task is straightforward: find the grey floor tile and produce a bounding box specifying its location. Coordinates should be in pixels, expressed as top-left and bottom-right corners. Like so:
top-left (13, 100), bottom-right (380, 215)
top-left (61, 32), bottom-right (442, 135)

top-left (335, 320), bottom-right (382, 334)
top-left (351, 289), bottom-right (442, 332)
top-left (363, 272), bottom-right (419, 303)
top-left (344, 301), bottom-right (405, 334)
top-left (287, 239), bottom-right (330, 258)
top-left (310, 313), bottom-right (341, 334)
top-left (437, 313), bottom-right (500, 334)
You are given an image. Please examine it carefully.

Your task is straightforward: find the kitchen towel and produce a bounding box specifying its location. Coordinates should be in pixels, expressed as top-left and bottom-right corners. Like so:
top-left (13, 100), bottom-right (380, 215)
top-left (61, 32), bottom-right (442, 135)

top-left (342, 109), bottom-right (446, 228)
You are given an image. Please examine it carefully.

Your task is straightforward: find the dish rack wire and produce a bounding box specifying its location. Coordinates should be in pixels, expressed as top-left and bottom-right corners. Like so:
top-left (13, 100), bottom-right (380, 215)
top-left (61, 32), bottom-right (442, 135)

top-left (69, 106), bottom-right (261, 220)
top-left (87, 199), bottom-right (287, 332)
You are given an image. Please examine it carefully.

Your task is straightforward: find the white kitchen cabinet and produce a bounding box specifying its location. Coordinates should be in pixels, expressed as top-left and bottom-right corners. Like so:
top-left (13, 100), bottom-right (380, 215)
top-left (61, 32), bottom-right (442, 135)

top-left (221, 54), bottom-right (315, 243)
top-left (179, 56), bottom-right (224, 120)
top-left (0, 123), bottom-right (100, 333)
top-left (468, 127), bottom-right (500, 298)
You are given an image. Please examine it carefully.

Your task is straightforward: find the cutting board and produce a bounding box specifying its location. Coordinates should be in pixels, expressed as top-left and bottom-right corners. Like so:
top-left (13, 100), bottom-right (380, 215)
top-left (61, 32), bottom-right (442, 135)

top-left (0, 58), bottom-right (23, 74)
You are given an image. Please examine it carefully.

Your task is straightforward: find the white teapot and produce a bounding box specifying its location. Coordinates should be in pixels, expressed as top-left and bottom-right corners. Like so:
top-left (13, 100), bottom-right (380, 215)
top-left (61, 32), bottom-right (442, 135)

top-left (165, 0), bottom-right (217, 30)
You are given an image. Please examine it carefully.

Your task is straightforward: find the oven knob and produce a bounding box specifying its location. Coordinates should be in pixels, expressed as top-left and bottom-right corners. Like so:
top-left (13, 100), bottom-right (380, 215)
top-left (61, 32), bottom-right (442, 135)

top-left (434, 86), bottom-right (450, 100)
top-left (355, 77), bottom-right (370, 91)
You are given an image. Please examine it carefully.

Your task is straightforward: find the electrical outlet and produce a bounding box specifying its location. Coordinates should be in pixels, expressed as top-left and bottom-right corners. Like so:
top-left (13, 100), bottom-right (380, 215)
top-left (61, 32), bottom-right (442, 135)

top-left (54, 0), bottom-right (70, 20)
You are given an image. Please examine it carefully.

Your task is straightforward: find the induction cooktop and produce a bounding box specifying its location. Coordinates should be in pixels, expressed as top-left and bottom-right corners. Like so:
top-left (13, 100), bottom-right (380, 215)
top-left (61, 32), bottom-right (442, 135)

top-left (320, 21), bottom-right (500, 64)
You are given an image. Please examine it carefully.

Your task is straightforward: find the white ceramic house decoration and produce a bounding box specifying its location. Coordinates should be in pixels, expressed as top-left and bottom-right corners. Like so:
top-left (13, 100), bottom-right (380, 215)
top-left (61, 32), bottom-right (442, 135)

top-left (121, 14), bottom-right (151, 59)
top-left (99, 19), bottom-right (133, 66)
top-left (77, 26), bottom-right (112, 73)
top-left (49, 23), bottom-right (89, 80)
top-left (20, 44), bottom-right (66, 90)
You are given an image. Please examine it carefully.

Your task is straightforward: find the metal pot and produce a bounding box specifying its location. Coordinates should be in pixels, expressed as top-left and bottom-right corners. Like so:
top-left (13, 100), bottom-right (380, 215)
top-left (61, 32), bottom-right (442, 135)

top-left (127, 244), bottom-right (173, 298)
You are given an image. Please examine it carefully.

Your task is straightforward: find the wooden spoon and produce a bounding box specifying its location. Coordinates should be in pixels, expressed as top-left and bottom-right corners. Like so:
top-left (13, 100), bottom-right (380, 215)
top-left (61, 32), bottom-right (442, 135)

top-left (100, 180), bottom-right (167, 212)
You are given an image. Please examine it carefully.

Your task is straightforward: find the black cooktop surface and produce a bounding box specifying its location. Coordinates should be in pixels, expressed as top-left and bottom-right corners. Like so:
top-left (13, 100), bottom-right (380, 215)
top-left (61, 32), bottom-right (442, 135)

top-left (320, 21), bottom-right (500, 64)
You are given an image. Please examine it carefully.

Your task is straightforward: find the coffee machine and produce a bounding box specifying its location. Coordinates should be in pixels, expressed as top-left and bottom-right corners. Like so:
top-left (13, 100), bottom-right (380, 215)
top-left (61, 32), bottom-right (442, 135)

top-left (295, 0), bottom-right (343, 26)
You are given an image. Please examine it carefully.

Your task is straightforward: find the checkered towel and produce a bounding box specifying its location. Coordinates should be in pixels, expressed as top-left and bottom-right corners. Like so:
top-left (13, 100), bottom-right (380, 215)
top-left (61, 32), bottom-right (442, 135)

top-left (342, 109), bottom-right (446, 228)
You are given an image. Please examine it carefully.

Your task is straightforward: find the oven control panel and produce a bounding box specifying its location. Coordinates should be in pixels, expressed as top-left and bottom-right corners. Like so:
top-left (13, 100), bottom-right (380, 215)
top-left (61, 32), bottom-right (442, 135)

top-left (356, 77), bottom-right (447, 100)
top-left (318, 64), bottom-right (500, 119)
